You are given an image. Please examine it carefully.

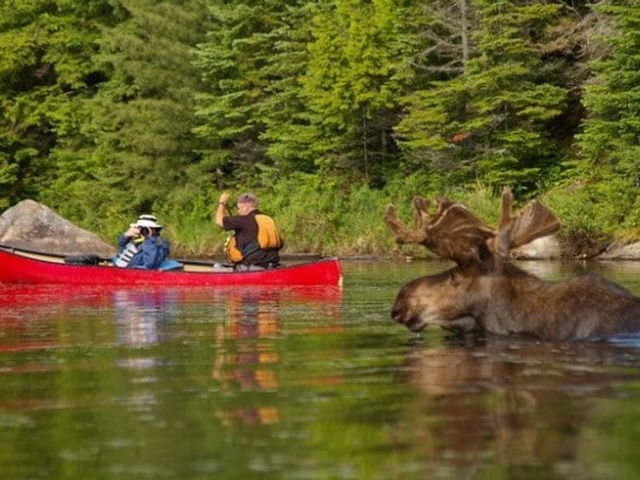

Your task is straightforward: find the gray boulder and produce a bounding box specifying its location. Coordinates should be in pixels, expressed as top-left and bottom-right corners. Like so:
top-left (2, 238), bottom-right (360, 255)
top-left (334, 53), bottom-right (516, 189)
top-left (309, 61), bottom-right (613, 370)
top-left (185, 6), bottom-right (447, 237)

top-left (511, 234), bottom-right (563, 260)
top-left (598, 241), bottom-right (640, 260)
top-left (0, 200), bottom-right (116, 257)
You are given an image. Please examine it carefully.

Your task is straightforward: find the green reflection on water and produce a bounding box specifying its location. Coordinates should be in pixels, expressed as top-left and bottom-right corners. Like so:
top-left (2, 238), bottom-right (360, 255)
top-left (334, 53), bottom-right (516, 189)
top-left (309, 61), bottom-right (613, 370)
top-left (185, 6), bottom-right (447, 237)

top-left (0, 261), bottom-right (640, 479)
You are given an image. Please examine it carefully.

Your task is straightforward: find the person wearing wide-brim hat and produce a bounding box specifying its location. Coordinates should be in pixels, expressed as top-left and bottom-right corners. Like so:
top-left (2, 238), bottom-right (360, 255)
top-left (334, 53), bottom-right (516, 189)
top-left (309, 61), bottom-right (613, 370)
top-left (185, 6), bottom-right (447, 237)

top-left (114, 214), bottom-right (169, 269)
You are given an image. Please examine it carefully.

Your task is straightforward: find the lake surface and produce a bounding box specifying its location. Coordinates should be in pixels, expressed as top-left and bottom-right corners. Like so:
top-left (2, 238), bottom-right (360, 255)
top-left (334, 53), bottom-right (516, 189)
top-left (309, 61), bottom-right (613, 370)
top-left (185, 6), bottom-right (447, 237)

top-left (1, 260), bottom-right (640, 479)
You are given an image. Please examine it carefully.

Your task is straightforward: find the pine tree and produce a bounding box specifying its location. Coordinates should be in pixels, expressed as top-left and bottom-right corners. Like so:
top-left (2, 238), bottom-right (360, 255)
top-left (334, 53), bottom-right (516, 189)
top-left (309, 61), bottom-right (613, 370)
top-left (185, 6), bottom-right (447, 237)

top-left (0, 0), bottom-right (115, 210)
top-left (258, 3), bottom-right (317, 174)
top-left (44, 0), bottom-right (212, 228)
top-left (299, 0), bottom-right (414, 184)
top-left (579, 1), bottom-right (640, 180)
top-left (397, 0), bottom-right (567, 191)
top-left (194, 1), bottom-right (315, 184)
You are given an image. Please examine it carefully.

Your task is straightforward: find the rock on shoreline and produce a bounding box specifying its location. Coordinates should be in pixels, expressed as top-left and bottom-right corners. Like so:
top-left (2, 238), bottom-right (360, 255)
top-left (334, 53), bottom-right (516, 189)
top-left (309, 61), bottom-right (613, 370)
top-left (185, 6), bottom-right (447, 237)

top-left (598, 241), bottom-right (640, 260)
top-left (3, 200), bottom-right (640, 260)
top-left (512, 235), bottom-right (563, 260)
top-left (514, 234), bottom-right (640, 261)
top-left (0, 200), bottom-right (116, 257)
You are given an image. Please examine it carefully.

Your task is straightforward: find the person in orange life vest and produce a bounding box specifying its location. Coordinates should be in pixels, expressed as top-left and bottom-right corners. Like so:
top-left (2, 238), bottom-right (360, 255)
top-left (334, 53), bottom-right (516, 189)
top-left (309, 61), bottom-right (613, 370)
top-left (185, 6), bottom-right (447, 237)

top-left (215, 192), bottom-right (282, 269)
top-left (114, 214), bottom-right (170, 269)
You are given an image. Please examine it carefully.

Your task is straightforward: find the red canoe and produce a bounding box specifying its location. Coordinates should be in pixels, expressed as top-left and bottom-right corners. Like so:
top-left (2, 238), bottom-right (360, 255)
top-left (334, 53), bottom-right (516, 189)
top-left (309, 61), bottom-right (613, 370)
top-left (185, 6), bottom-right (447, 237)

top-left (0, 246), bottom-right (342, 287)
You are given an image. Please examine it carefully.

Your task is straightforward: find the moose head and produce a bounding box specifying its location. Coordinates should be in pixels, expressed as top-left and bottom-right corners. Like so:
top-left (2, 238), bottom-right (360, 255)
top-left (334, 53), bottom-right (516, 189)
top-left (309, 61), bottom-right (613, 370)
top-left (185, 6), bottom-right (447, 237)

top-left (384, 189), bottom-right (640, 340)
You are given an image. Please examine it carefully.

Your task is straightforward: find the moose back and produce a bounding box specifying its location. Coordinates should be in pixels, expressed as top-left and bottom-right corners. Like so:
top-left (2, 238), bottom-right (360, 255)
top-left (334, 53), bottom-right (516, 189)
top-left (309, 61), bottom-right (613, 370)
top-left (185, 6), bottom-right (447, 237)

top-left (384, 189), bottom-right (640, 341)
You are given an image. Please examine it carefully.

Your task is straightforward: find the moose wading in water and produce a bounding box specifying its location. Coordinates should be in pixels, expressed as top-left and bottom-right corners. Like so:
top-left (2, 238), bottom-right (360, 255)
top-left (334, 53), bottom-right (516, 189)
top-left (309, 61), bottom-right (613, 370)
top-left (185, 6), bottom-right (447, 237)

top-left (215, 192), bottom-right (283, 271)
top-left (384, 188), bottom-right (640, 341)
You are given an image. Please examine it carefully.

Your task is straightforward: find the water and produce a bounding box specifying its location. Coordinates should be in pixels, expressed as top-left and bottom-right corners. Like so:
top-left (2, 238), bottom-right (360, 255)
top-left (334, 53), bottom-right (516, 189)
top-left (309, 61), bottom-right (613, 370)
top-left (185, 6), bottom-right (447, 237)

top-left (1, 260), bottom-right (640, 479)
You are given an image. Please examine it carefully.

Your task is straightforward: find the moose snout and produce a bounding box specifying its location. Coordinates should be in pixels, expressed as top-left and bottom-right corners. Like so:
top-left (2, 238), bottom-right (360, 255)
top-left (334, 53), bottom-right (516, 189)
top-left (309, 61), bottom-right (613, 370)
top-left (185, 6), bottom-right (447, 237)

top-left (391, 303), bottom-right (405, 323)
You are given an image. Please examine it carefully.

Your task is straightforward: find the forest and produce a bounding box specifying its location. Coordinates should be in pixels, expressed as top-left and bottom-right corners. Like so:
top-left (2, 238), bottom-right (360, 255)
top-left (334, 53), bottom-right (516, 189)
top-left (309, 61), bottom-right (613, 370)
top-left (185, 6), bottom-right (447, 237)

top-left (1, 0), bottom-right (639, 256)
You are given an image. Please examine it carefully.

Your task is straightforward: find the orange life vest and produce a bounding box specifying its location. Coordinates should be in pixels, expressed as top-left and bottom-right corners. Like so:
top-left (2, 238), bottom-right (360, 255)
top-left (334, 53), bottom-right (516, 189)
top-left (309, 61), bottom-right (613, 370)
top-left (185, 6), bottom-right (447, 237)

top-left (225, 214), bottom-right (282, 264)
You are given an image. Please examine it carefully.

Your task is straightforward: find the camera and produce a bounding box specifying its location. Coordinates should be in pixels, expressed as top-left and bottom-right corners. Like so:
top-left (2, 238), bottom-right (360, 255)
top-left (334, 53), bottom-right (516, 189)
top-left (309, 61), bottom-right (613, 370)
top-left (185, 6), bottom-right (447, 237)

top-left (139, 227), bottom-right (150, 237)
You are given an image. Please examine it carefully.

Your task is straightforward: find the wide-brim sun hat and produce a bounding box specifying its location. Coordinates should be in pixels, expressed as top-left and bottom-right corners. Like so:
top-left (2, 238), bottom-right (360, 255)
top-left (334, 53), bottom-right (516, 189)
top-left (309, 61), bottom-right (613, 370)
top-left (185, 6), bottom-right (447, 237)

top-left (130, 214), bottom-right (161, 228)
top-left (136, 218), bottom-right (162, 229)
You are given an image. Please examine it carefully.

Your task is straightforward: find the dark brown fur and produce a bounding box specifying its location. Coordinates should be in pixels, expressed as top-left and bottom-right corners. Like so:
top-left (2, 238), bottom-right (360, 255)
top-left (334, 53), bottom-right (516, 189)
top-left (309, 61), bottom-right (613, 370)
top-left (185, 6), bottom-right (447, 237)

top-left (392, 262), bottom-right (640, 340)
top-left (385, 189), bottom-right (640, 341)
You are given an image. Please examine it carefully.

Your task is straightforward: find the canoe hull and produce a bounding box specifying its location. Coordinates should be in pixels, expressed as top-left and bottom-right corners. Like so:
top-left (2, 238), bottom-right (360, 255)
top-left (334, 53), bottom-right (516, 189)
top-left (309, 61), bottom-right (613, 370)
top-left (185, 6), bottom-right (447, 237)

top-left (0, 248), bottom-right (342, 286)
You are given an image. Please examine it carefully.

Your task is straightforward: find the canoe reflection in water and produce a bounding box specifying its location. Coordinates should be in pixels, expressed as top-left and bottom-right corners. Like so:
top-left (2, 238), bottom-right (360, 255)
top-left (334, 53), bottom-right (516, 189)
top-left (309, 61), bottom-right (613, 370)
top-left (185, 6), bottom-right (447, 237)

top-left (397, 336), bottom-right (638, 478)
top-left (113, 290), bottom-right (180, 347)
top-left (213, 287), bottom-right (342, 427)
top-left (113, 289), bottom-right (183, 346)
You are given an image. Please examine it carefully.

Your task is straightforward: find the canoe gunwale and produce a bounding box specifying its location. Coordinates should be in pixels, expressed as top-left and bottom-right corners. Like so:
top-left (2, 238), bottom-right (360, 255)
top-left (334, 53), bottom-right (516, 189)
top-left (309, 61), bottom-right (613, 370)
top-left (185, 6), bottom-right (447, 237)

top-left (0, 245), bottom-right (342, 286)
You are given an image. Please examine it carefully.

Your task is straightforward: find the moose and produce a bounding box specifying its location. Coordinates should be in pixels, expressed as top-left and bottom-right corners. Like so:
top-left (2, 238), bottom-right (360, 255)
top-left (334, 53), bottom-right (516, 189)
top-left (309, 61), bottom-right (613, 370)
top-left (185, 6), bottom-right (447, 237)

top-left (384, 188), bottom-right (640, 341)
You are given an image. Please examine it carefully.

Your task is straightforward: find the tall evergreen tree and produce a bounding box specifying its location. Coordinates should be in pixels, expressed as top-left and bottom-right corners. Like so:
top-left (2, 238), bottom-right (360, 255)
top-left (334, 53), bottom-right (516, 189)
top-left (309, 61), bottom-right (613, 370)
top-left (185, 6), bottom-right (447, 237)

top-left (579, 1), bottom-right (640, 180)
top-left (194, 1), bottom-right (314, 183)
top-left (299, 0), bottom-right (414, 184)
top-left (258, 2), bottom-right (317, 174)
top-left (44, 0), bottom-right (212, 229)
top-left (0, 0), bottom-right (115, 210)
top-left (195, 0), bottom-right (415, 186)
top-left (397, 0), bottom-right (567, 191)
top-left (394, 0), bottom-right (476, 177)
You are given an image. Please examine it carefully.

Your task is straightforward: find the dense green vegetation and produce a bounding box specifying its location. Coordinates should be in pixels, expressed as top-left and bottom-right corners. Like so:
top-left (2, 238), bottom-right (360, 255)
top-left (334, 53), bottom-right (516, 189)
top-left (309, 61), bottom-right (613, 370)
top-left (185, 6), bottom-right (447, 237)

top-left (1, 0), bottom-right (639, 256)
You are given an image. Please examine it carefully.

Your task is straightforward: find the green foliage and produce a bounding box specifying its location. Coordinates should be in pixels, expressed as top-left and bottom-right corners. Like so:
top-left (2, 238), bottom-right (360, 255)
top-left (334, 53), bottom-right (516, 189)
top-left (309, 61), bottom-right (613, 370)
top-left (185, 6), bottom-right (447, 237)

top-left (2, 0), bottom-right (640, 254)
top-left (194, 1), bottom-right (309, 183)
top-left (268, 174), bottom-right (345, 253)
top-left (579, 2), bottom-right (640, 173)
top-left (299, 0), bottom-right (414, 183)
top-left (397, 0), bottom-right (567, 192)
top-left (193, 0), bottom-right (415, 186)
top-left (578, 1), bottom-right (640, 237)
top-left (566, 2), bottom-right (640, 248)
top-left (543, 179), bottom-right (634, 254)
top-left (156, 192), bottom-right (221, 256)
top-left (209, 172), bottom-right (499, 257)
top-left (40, 0), bottom-right (213, 233)
top-left (259, 3), bottom-right (317, 174)
top-left (0, 0), bottom-right (115, 209)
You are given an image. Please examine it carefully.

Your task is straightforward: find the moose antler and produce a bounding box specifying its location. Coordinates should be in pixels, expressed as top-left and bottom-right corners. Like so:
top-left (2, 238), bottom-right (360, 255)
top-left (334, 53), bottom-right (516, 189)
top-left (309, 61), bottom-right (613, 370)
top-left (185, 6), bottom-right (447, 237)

top-left (385, 188), bottom-right (561, 265)
top-left (491, 187), bottom-right (561, 258)
top-left (383, 196), bottom-right (432, 245)
top-left (384, 196), bottom-right (495, 265)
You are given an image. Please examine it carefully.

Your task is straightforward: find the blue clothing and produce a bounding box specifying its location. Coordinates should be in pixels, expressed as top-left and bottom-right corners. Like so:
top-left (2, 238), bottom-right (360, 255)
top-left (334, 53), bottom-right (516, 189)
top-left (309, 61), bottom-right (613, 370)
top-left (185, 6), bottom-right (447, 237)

top-left (117, 234), bottom-right (170, 269)
top-left (117, 233), bottom-right (137, 250)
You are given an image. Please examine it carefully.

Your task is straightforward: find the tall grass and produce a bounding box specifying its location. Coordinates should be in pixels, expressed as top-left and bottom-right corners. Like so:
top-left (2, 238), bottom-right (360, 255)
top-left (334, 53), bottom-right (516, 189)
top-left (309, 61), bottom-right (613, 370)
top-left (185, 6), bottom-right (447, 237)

top-left (98, 171), bottom-right (640, 259)
top-left (155, 193), bottom-right (223, 257)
